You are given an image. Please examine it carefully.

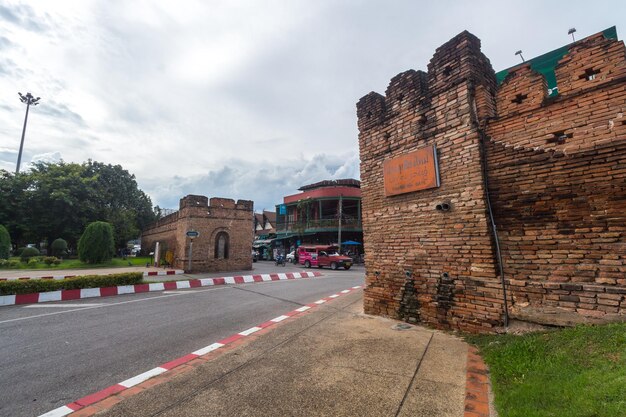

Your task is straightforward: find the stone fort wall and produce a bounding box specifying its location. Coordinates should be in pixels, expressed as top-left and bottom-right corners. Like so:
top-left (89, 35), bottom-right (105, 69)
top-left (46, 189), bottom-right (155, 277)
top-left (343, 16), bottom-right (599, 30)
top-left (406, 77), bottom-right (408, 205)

top-left (141, 195), bottom-right (254, 273)
top-left (357, 29), bottom-right (625, 332)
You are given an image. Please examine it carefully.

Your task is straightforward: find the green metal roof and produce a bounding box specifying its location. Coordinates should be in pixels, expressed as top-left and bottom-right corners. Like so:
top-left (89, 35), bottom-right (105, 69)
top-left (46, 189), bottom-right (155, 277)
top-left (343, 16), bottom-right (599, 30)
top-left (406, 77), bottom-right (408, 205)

top-left (495, 26), bottom-right (618, 97)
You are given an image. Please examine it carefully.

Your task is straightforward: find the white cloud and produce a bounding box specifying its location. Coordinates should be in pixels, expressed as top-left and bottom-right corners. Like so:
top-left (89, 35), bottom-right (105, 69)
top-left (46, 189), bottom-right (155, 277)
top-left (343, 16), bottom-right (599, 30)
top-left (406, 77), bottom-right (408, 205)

top-left (142, 152), bottom-right (360, 211)
top-left (0, 0), bottom-right (622, 209)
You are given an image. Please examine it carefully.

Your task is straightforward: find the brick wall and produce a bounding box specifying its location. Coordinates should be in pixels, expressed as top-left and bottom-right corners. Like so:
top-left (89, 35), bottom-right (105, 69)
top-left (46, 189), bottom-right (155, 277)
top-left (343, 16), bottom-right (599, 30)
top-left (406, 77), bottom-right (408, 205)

top-left (358, 29), bottom-right (625, 332)
top-left (358, 32), bottom-right (505, 333)
top-left (485, 33), bottom-right (626, 325)
top-left (141, 195), bottom-right (254, 272)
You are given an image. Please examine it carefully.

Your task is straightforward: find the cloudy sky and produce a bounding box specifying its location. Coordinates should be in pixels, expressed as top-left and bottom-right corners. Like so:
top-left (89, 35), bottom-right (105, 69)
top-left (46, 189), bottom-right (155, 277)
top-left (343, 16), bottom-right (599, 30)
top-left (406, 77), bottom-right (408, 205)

top-left (0, 1), bottom-right (623, 211)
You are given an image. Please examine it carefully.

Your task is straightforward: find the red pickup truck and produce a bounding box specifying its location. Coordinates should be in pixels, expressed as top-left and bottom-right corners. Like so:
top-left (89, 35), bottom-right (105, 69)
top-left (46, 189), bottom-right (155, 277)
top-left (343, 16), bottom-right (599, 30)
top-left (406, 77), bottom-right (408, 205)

top-left (297, 245), bottom-right (352, 270)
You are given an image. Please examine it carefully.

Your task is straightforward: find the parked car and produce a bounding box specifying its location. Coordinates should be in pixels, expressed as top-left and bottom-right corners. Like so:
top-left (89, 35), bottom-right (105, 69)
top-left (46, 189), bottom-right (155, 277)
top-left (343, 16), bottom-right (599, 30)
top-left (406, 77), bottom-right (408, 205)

top-left (297, 245), bottom-right (352, 270)
top-left (252, 250), bottom-right (258, 262)
top-left (286, 251), bottom-right (296, 263)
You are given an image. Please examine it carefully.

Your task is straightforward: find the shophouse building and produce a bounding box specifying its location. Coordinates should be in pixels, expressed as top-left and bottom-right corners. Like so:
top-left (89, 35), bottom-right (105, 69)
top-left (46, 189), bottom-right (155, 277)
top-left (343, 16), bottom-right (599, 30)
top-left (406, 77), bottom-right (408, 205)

top-left (274, 179), bottom-right (363, 255)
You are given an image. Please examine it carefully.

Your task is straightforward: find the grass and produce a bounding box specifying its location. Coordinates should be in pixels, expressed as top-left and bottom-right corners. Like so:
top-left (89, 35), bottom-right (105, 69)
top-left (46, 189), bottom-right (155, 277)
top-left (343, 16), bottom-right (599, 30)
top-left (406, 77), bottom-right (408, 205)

top-left (1, 256), bottom-right (152, 270)
top-left (467, 323), bottom-right (626, 417)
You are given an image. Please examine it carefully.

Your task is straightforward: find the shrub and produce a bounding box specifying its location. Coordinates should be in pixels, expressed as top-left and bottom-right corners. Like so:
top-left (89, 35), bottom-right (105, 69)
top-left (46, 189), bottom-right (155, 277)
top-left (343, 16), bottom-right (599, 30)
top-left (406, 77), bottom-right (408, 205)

top-left (78, 221), bottom-right (115, 264)
top-left (53, 258), bottom-right (62, 265)
top-left (0, 272), bottom-right (144, 295)
top-left (0, 259), bottom-right (7, 267)
top-left (43, 256), bottom-right (59, 265)
top-left (50, 238), bottom-right (68, 258)
top-left (0, 225), bottom-right (10, 260)
top-left (28, 257), bottom-right (38, 266)
top-left (20, 247), bottom-right (41, 262)
top-left (8, 259), bottom-right (20, 268)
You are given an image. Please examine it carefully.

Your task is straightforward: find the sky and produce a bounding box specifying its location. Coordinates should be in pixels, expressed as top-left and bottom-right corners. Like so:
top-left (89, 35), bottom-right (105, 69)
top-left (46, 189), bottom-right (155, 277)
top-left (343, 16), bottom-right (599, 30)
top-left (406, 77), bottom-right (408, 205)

top-left (0, 1), bottom-right (624, 212)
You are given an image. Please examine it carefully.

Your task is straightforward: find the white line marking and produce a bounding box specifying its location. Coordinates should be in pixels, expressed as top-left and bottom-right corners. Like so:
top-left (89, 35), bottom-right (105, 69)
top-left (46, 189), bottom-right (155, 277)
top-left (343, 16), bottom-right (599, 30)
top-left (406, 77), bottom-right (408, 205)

top-left (314, 299), bottom-right (326, 304)
top-left (199, 278), bottom-right (215, 286)
top-left (295, 306), bottom-right (311, 312)
top-left (329, 294), bottom-right (339, 298)
top-left (224, 277), bottom-right (236, 284)
top-left (270, 315), bottom-right (290, 322)
top-left (238, 326), bottom-right (262, 336)
top-left (352, 286), bottom-right (362, 289)
top-left (192, 342), bottom-right (224, 356)
top-left (0, 289), bottom-right (225, 324)
top-left (243, 275), bottom-right (255, 283)
top-left (118, 367), bottom-right (167, 388)
top-left (340, 290), bottom-right (350, 294)
top-left (149, 282), bottom-right (165, 291)
top-left (23, 303), bottom-right (105, 308)
top-left (38, 405), bottom-right (75, 417)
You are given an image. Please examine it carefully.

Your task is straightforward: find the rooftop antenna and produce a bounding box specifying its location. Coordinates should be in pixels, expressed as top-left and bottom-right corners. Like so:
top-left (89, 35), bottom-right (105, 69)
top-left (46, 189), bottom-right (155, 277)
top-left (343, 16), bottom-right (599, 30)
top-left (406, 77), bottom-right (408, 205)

top-left (515, 50), bottom-right (525, 63)
top-left (568, 28), bottom-right (577, 42)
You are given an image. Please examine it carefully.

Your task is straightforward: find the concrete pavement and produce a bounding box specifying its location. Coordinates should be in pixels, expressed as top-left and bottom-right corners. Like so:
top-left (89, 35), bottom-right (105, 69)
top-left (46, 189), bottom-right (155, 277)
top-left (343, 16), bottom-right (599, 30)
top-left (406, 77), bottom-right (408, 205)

top-left (80, 290), bottom-right (490, 417)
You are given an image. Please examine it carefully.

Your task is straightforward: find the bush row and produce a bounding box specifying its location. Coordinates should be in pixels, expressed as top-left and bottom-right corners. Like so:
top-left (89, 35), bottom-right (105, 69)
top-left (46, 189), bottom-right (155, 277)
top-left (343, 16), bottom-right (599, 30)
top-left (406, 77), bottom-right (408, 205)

top-left (0, 256), bottom-right (62, 268)
top-left (0, 272), bottom-right (144, 295)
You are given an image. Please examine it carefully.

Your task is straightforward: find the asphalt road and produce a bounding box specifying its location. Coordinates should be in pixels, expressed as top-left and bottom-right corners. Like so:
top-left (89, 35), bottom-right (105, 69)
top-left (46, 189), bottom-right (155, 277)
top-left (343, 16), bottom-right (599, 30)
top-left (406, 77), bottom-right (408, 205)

top-left (0, 263), bottom-right (365, 417)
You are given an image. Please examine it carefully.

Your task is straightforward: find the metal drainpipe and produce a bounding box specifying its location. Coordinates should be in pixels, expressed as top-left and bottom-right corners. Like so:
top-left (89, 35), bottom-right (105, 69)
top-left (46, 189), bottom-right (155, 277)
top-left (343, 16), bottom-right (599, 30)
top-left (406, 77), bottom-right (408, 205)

top-left (478, 125), bottom-right (510, 327)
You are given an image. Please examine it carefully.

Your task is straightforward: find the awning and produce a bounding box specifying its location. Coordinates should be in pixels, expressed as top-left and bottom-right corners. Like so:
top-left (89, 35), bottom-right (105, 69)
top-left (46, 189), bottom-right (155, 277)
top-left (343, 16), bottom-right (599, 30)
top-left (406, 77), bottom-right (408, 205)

top-left (253, 239), bottom-right (274, 248)
top-left (342, 240), bottom-right (361, 245)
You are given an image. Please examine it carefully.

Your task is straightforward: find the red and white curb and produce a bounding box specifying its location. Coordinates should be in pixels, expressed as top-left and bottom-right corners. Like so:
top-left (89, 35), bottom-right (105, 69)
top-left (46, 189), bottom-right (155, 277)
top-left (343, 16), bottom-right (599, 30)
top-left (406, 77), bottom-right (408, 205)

top-left (39, 285), bottom-right (363, 417)
top-left (0, 270), bottom-right (184, 281)
top-left (0, 272), bottom-right (322, 307)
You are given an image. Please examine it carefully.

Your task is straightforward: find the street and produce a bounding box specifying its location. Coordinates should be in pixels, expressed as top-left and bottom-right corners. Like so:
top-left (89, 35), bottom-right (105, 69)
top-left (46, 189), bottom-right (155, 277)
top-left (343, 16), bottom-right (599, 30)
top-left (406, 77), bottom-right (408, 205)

top-left (0, 263), bottom-right (365, 417)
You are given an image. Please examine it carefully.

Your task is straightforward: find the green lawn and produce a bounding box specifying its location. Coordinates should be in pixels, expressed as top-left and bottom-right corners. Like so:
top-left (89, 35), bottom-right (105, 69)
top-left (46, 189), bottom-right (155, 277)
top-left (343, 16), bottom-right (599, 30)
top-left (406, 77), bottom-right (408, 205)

top-left (1, 256), bottom-right (152, 270)
top-left (468, 323), bottom-right (626, 417)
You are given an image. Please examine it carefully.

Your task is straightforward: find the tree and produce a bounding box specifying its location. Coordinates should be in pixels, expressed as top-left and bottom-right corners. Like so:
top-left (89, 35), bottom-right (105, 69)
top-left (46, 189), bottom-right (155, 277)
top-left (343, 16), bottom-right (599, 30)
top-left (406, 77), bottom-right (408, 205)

top-left (0, 161), bottom-right (156, 249)
top-left (0, 225), bottom-right (10, 259)
top-left (50, 238), bottom-right (68, 257)
top-left (78, 221), bottom-right (115, 263)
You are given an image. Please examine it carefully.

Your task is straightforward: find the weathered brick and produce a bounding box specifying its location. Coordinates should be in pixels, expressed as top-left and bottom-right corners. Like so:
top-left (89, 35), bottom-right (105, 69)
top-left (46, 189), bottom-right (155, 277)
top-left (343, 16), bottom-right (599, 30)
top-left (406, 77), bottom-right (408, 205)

top-left (358, 28), bottom-right (626, 332)
top-left (141, 195), bottom-right (253, 272)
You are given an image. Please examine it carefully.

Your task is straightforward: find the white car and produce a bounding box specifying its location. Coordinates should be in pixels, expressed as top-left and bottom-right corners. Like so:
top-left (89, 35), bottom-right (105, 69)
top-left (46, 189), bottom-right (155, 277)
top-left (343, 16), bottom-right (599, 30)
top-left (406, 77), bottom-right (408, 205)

top-left (286, 251), bottom-right (296, 263)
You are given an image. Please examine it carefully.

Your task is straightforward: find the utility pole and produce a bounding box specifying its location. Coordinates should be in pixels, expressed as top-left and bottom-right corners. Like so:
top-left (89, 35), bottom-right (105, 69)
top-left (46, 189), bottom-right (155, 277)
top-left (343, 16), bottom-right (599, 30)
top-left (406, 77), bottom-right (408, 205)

top-left (16, 92), bottom-right (41, 174)
top-left (337, 194), bottom-right (343, 253)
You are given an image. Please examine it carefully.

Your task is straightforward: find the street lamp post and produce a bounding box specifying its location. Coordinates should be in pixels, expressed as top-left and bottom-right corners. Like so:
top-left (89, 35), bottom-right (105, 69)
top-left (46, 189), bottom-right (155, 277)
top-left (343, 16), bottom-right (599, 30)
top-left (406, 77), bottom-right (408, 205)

top-left (16, 92), bottom-right (41, 174)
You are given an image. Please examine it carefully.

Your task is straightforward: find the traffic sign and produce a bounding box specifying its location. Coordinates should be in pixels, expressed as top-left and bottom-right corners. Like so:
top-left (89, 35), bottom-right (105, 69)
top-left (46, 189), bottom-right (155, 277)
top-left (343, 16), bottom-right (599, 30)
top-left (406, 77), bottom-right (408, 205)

top-left (186, 230), bottom-right (199, 238)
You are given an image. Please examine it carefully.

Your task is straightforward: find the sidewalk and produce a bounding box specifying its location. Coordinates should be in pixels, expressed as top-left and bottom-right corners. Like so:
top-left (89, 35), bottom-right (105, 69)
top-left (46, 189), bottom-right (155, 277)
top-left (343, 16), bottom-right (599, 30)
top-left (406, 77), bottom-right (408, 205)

top-left (73, 290), bottom-right (492, 417)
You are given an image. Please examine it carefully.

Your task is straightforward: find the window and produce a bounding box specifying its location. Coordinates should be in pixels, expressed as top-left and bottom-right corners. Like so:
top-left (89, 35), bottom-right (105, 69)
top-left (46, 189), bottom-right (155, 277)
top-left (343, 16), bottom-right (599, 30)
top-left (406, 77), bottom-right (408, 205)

top-left (214, 232), bottom-right (229, 259)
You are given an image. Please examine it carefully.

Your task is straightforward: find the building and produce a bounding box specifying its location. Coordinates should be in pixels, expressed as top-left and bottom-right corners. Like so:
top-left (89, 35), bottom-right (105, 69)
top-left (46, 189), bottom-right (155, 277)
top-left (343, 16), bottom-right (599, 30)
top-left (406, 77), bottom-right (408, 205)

top-left (253, 211), bottom-right (276, 260)
top-left (357, 27), bottom-right (625, 333)
top-left (141, 195), bottom-right (254, 272)
top-left (274, 179), bottom-right (363, 254)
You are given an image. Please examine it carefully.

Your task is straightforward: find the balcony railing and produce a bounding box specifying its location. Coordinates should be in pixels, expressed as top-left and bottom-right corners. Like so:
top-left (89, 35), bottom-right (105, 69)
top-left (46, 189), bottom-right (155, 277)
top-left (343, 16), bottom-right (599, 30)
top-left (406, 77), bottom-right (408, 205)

top-left (276, 218), bottom-right (362, 233)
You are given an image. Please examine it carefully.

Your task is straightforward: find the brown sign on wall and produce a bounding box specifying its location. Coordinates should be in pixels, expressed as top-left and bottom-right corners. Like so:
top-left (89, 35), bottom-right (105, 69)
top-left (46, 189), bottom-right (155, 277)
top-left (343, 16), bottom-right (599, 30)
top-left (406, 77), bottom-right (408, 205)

top-left (383, 145), bottom-right (440, 196)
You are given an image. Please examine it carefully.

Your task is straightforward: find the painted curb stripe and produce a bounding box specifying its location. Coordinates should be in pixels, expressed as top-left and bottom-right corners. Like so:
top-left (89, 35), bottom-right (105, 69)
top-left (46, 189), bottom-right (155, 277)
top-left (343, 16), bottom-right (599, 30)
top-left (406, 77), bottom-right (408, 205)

top-left (3, 272), bottom-right (323, 307)
top-left (160, 354), bottom-right (199, 370)
top-left (75, 384), bottom-right (125, 406)
top-left (238, 326), bottom-right (262, 336)
top-left (192, 342), bottom-right (224, 356)
top-left (119, 367), bottom-right (168, 388)
top-left (39, 285), bottom-right (362, 417)
top-left (38, 405), bottom-right (76, 417)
